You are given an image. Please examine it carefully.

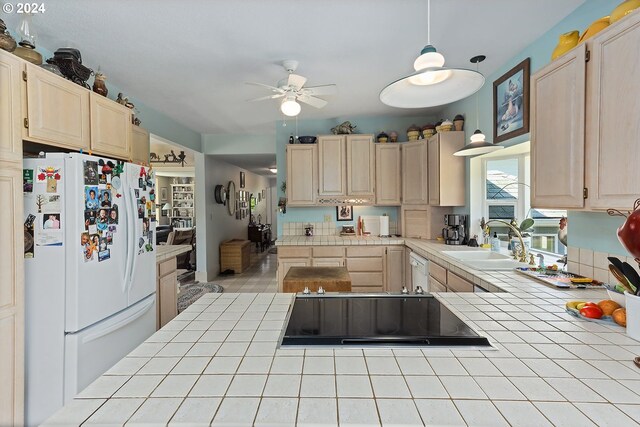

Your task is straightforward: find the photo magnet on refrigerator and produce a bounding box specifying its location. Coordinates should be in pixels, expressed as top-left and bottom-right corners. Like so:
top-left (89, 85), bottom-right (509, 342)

top-left (83, 161), bottom-right (98, 185)
top-left (23, 169), bottom-right (33, 193)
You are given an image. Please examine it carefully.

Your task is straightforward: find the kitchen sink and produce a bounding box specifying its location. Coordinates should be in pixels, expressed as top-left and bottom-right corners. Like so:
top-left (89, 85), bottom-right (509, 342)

top-left (442, 251), bottom-right (512, 261)
top-left (442, 250), bottom-right (526, 271)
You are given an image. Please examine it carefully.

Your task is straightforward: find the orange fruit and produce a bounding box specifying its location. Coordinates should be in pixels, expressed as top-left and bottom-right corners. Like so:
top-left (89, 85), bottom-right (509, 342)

top-left (598, 299), bottom-right (621, 316)
top-left (612, 308), bottom-right (626, 327)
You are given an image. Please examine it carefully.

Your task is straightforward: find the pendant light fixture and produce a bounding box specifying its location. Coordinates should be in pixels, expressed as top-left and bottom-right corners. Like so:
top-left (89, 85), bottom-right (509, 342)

top-left (379, 0), bottom-right (484, 108)
top-left (454, 55), bottom-right (504, 157)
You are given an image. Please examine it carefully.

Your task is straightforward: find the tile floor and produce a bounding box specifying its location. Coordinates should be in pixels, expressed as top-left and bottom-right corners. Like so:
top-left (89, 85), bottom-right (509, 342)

top-left (214, 248), bottom-right (278, 293)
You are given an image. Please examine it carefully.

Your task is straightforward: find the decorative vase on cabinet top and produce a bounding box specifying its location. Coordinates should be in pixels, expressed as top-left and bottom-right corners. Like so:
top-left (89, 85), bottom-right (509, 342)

top-left (578, 16), bottom-right (610, 43)
top-left (610, 0), bottom-right (640, 23)
top-left (551, 30), bottom-right (579, 61)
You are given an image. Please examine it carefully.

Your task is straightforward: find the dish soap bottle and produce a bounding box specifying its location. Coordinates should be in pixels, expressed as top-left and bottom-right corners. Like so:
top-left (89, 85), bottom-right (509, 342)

top-left (491, 232), bottom-right (501, 252)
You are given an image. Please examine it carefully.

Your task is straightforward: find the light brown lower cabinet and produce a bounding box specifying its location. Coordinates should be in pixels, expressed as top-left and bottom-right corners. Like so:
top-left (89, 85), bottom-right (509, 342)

top-left (277, 245), bottom-right (403, 293)
top-left (427, 258), bottom-right (474, 293)
top-left (157, 257), bottom-right (178, 329)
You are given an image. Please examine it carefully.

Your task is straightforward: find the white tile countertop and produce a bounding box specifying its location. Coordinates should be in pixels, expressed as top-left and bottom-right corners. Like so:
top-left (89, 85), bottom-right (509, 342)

top-left (45, 241), bottom-right (640, 426)
top-left (276, 235), bottom-right (405, 246)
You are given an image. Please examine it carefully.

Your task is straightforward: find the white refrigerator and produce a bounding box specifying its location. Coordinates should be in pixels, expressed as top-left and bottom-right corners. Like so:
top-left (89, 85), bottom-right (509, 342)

top-left (23, 153), bottom-right (157, 426)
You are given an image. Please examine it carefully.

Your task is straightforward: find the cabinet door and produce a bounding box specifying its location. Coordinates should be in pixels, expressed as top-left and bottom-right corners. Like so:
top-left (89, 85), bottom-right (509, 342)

top-left (401, 141), bottom-right (428, 204)
top-left (318, 135), bottom-right (346, 196)
top-left (25, 63), bottom-right (90, 150)
top-left (131, 125), bottom-right (150, 165)
top-left (429, 276), bottom-right (447, 293)
top-left (427, 136), bottom-right (440, 205)
top-left (0, 51), bottom-right (23, 163)
top-left (385, 246), bottom-right (404, 293)
top-left (531, 44), bottom-right (586, 209)
top-left (375, 144), bottom-right (401, 205)
top-left (0, 164), bottom-right (24, 426)
top-left (447, 272), bottom-right (474, 293)
top-left (429, 132), bottom-right (465, 206)
top-left (286, 145), bottom-right (317, 205)
top-left (587, 14), bottom-right (640, 209)
top-left (90, 93), bottom-right (132, 159)
top-left (346, 134), bottom-right (375, 196)
top-left (158, 272), bottom-right (178, 328)
top-left (277, 258), bottom-right (310, 292)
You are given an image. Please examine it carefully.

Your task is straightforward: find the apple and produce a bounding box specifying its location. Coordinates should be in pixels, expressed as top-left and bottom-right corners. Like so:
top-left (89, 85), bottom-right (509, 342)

top-left (580, 305), bottom-right (603, 319)
top-left (618, 205), bottom-right (640, 260)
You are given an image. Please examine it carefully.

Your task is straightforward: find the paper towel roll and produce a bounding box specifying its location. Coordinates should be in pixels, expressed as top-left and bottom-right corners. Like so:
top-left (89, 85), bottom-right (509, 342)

top-left (379, 215), bottom-right (390, 237)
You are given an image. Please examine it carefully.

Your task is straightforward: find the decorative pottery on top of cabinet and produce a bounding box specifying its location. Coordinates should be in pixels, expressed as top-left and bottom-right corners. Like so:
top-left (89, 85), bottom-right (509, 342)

top-left (23, 62), bottom-right (91, 151)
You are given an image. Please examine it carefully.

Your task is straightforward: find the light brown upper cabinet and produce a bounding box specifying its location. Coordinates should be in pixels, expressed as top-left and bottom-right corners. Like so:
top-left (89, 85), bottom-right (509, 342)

top-left (586, 14), bottom-right (640, 209)
top-left (346, 134), bottom-right (375, 197)
top-left (532, 11), bottom-right (640, 211)
top-left (90, 92), bottom-right (132, 160)
top-left (24, 63), bottom-right (90, 151)
top-left (375, 144), bottom-right (401, 205)
top-left (131, 125), bottom-right (150, 165)
top-left (531, 45), bottom-right (586, 209)
top-left (0, 50), bottom-right (23, 163)
top-left (317, 134), bottom-right (375, 200)
top-left (427, 132), bottom-right (465, 206)
top-left (401, 140), bottom-right (428, 205)
top-left (317, 135), bottom-right (347, 196)
top-left (286, 144), bottom-right (317, 206)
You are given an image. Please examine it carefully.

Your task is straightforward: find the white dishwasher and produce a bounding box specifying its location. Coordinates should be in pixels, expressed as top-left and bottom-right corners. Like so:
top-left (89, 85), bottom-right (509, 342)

top-left (409, 252), bottom-right (430, 292)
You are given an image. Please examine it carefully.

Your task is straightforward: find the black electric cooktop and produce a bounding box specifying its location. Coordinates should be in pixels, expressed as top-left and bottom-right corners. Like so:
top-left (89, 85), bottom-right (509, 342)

top-left (281, 294), bottom-right (491, 347)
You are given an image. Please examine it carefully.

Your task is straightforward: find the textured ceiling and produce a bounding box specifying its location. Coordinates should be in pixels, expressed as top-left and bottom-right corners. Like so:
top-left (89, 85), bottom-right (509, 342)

top-left (4, 0), bottom-right (585, 135)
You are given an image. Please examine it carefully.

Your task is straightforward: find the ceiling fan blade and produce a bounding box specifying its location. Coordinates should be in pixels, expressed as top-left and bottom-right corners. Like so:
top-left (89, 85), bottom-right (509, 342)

top-left (302, 84), bottom-right (338, 96)
top-left (245, 82), bottom-right (285, 93)
top-left (287, 73), bottom-right (307, 90)
top-left (247, 94), bottom-right (285, 102)
top-left (297, 94), bottom-right (328, 109)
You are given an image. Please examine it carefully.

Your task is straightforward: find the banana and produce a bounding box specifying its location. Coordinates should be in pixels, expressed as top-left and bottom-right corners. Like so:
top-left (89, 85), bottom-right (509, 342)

top-left (566, 301), bottom-right (585, 310)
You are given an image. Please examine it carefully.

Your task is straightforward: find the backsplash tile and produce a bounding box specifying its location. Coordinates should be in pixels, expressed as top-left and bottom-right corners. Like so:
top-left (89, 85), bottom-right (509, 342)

top-left (281, 221), bottom-right (397, 236)
top-left (566, 245), bottom-right (639, 286)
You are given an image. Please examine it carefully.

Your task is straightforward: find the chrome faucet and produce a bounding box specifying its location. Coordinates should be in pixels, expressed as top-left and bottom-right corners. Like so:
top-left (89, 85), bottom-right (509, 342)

top-left (485, 219), bottom-right (529, 263)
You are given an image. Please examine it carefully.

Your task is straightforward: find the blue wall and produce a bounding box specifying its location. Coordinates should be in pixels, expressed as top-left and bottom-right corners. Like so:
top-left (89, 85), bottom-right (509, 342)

top-left (440, 0), bottom-right (626, 255)
top-left (275, 114), bottom-right (440, 236)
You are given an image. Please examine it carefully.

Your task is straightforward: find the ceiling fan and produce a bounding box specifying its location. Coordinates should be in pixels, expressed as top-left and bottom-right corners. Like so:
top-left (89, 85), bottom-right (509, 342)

top-left (246, 60), bottom-right (337, 116)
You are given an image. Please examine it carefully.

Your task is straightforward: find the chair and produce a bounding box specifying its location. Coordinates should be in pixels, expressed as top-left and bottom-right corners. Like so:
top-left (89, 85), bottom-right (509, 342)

top-left (167, 229), bottom-right (194, 269)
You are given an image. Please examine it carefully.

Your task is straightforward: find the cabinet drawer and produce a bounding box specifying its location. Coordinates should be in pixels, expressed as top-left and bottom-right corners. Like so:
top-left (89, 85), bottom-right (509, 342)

top-left (350, 272), bottom-right (384, 289)
top-left (429, 275), bottom-right (447, 293)
top-left (311, 258), bottom-right (343, 267)
top-left (429, 261), bottom-right (447, 285)
top-left (158, 257), bottom-right (177, 277)
top-left (447, 272), bottom-right (473, 293)
top-left (279, 246), bottom-right (311, 258)
top-left (312, 246), bottom-right (345, 258)
top-left (346, 246), bottom-right (384, 257)
top-left (346, 257), bottom-right (383, 272)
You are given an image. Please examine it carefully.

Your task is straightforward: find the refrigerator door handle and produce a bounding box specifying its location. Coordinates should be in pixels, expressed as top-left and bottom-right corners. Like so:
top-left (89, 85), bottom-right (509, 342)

top-left (121, 187), bottom-right (134, 293)
top-left (80, 296), bottom-right (155, 343)
top-left (125, 187), bottom-right (139, 292)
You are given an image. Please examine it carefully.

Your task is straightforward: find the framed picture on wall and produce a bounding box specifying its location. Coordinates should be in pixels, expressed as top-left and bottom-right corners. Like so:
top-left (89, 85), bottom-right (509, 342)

top-left (160, 187), bottom-right (168, 202)
top-left (240, 172), bottom-right (245, 188)
top-left (336, 205), bottom-right (353, 221)
top-left (493, 57), bottom-right (530, 143)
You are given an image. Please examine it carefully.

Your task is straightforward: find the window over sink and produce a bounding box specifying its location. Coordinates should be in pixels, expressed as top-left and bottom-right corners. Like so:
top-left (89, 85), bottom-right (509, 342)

top-left (476, 142), bottom-right (567, 257)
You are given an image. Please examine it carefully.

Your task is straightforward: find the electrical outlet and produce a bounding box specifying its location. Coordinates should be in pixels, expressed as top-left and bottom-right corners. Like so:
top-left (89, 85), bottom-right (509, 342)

top-left (324, 215), bottom-right (331, 222)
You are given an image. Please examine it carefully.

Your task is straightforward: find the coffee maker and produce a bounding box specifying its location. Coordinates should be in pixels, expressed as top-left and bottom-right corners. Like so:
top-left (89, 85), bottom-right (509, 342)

top-left (443, 214), bottom-right (467, 245)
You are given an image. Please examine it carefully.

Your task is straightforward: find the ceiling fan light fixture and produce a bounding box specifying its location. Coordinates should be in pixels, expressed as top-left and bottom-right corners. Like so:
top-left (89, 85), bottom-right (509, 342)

top-left (280, 96), bottom-right (301, 117)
